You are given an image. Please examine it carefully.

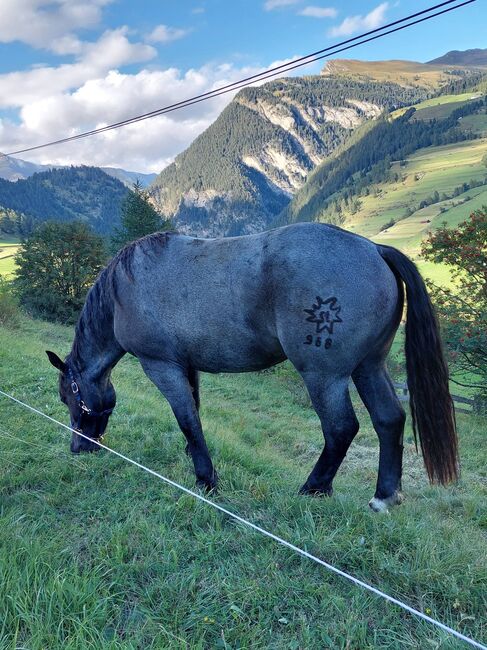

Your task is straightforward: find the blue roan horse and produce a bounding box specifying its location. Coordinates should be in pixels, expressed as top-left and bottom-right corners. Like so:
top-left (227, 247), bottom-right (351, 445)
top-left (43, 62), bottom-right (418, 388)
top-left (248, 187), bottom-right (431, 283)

top-left (47, 223), bottom-right (458, 512)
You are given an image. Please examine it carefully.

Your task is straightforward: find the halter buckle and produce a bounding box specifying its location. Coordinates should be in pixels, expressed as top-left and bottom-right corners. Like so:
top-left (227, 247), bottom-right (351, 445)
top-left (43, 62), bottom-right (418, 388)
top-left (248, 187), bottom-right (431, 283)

top-left (71, 381), bottom-right (79, 394)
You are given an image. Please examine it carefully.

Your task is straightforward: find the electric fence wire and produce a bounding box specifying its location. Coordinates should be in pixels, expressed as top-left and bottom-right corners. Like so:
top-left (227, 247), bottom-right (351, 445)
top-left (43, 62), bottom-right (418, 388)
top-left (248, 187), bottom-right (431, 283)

top-left (0, 388), bottom-right (486, 650)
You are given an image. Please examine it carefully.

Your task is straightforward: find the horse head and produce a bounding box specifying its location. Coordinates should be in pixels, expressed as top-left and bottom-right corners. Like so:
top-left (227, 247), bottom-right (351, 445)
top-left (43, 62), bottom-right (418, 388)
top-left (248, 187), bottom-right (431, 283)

top-left (46, 350), bottom-right (116, 453)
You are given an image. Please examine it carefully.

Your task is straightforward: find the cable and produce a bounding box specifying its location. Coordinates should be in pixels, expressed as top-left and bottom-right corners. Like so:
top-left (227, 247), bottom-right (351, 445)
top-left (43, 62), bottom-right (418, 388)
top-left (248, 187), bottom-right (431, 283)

top-left (0, 388), bottom-right (485, 649)
top-left (2, 0), bottom-right (476, 157)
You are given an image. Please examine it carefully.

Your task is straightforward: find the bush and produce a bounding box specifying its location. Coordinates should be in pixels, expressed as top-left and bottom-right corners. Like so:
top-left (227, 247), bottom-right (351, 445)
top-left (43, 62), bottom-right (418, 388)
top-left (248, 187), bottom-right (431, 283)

top-left (421, 208), bottom-right (487, 398)
top-left (379, 218), bottom-right (395, 231)
top-left (0, 277), bottom-right (20, 327)
top-left (15, 221), bottom-right (106, 324)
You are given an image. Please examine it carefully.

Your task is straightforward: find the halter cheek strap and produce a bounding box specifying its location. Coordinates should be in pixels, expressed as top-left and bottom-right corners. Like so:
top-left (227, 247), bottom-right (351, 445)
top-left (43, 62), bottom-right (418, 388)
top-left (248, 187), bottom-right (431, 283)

top-left (67, 366), bottom-right (114, 433)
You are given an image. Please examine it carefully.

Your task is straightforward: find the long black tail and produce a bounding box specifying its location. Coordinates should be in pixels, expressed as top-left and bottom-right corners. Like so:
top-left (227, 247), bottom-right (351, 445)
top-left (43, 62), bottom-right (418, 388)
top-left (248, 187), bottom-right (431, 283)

top-left (378, 245), bottom-right (458, 485)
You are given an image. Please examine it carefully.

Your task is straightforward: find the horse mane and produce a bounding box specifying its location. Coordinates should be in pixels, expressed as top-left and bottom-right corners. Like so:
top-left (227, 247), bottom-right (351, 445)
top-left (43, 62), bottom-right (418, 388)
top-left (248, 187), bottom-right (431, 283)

top-left (71, 231), bottom-right (174, 365)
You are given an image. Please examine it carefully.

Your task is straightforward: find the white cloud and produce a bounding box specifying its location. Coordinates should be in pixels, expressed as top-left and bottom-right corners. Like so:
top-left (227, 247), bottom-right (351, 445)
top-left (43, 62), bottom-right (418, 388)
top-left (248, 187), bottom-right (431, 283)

top-left (1, 60), bottom-right (300, 173)
top-left (299, 6), bottom-right (337, 18)
top-left (0, 28), bottom-right (157, 108)
top-left (147, 24), bottom-right (190, 44)
top-left (0, 0), bottom-right (112, 51)
top-left (328, 2), bottom-right (388, 37)
top-left (264, 0), bottom-right (301, 10)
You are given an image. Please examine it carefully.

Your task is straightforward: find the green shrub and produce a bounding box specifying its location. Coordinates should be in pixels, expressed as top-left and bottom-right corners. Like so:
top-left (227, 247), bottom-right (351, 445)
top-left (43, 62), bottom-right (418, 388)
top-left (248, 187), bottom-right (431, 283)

top-left (15, 221), bottom-right (106, 324)
top-left (379, 218), bottom-right (395, 231)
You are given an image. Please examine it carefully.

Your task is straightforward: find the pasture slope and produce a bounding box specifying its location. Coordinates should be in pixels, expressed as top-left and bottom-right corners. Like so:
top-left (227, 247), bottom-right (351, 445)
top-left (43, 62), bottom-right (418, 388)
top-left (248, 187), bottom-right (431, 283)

top-left (346, 135), bottom-right (487, 280)
top-left (0, 237), bottom-right (19, 279)
top-left (0, 317), bottom-right (486, 649)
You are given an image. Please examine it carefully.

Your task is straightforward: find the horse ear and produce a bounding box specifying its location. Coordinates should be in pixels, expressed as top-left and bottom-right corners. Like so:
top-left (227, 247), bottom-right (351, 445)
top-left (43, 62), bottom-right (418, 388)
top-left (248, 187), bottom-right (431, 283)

top-left (46, 350), bottom-right (67, 372)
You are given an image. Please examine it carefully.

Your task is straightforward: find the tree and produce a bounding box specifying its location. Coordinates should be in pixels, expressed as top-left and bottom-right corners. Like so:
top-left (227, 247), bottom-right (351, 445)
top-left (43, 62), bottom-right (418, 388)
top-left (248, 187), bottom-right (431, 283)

top-left (111, 180), bottom-right (170, 252)
top-left (421, 208), bottom-right (487, 402)
top-left (15, 221), bottom-right (106, 323)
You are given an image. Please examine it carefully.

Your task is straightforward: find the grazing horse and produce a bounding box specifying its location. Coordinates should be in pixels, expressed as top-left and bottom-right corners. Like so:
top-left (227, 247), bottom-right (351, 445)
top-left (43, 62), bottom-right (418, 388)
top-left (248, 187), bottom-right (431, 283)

top-left (46, 223), bottom-right (458, 511)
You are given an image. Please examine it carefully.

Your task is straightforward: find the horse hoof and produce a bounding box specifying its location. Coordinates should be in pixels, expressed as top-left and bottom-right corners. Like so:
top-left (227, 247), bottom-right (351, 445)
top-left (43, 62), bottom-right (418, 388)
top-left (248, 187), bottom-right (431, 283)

top-left (299, 483), bottom-right (333, 497)
top-left (369, 492), bottom-right (404, 513)
top-left (196, 470), bottom-right (219, 493)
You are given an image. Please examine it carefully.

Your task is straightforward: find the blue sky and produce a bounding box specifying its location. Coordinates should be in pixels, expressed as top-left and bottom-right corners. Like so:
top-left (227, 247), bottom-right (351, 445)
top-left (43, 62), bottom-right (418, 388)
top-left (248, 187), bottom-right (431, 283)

top-left (0, 0), bottom-right (484, 172)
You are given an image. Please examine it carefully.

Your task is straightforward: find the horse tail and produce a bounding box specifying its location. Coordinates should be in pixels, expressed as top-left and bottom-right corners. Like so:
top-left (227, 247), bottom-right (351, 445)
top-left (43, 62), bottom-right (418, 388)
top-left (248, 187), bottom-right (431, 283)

top-left (378, 244), bottom-right (459, 485)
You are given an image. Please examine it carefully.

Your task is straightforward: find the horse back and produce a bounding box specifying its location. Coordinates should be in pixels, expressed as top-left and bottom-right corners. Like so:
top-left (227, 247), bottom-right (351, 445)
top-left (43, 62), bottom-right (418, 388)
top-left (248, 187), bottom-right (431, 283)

top-left (111, 224), bottom-right (400, 374)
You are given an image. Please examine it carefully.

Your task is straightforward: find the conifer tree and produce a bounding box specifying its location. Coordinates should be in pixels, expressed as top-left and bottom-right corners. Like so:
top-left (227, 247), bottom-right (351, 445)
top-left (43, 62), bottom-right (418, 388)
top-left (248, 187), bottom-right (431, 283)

top-left (111, 180), bottom-right (170, 252)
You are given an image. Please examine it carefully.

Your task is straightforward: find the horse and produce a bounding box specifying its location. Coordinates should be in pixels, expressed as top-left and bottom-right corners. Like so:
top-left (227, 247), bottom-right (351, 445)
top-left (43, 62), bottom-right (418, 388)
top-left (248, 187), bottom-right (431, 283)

top-left (46, 223), bottom-right (458, 512)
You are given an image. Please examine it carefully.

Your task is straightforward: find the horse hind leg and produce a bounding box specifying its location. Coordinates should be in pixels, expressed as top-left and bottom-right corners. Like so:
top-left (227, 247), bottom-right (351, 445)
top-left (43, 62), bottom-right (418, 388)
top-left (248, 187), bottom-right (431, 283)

top-left (352, 363), bottom-right (406, 512)
top-left (299, 374), bottom-right (359, 497)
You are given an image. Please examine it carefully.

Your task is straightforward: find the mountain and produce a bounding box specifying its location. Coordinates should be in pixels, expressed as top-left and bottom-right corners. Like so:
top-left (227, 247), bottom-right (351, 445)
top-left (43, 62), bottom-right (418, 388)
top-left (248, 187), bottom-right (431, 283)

top-left (0, 155), bottom-right (48, 182)
top-left (149, 75), bottom-right (431, 237)
top-left (0, 154), bottom-right (155, 187)
top-left (148, 55), bottom-right (487, 237)
top-left (100, 167), bottom-right (156, 188)
top-left (277, 90), bottom-right (487, 251)
top-left (320, 58), bottom-right (476, 89)
top-left (0, 166), bottom-right (129, 234)
top-left (428, 49), bottom-right (487, 66)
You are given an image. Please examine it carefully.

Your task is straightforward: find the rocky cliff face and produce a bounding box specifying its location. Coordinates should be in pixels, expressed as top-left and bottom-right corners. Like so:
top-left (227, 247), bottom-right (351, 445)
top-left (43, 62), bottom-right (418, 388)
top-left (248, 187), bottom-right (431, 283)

top-left (149, 73), bottom-right (429, 237)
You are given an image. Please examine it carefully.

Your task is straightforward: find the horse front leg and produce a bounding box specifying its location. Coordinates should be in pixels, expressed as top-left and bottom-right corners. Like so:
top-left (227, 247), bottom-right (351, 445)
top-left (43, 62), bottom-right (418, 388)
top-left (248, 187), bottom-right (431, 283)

top-left (185, 367), bottom-right (200, 457)
top-left (139, 358), bottom-right (217, 491)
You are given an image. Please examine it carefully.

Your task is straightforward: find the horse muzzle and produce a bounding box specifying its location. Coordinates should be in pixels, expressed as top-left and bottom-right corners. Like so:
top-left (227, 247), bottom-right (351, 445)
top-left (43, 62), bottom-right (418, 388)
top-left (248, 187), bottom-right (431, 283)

top-left (70, 429), bottom-right (102, 454)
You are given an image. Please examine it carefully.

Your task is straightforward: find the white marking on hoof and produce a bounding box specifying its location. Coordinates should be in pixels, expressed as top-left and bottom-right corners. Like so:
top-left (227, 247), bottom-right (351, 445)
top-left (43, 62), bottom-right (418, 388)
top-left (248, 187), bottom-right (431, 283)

top-left (369, 492), bottom-right (404, 513)
top-left (369, 497), bottom-right (390, 513)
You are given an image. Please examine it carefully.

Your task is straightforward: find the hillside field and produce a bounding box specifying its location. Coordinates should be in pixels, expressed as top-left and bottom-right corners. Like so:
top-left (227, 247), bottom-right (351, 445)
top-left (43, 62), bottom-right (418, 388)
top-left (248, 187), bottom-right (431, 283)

top-left (0, 237), bottom-right (19, 279)
top-left (345, 138), bottom-right (487, 257)
top-left (0, 316), bottom-right (486, 649)
top-left (321, 60), bottom-right (477, 90)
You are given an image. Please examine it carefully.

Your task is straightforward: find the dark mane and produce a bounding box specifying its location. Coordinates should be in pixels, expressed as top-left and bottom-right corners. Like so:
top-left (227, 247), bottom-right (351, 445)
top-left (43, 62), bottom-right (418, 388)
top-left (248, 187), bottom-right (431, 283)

top-left (70, 264), bottom-right (115, 367)
top-left (71, 231), bottom-right (174, 367)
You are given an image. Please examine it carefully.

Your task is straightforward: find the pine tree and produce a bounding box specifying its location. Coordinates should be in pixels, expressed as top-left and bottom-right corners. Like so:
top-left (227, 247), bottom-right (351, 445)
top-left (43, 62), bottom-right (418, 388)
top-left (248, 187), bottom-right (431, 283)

top-left (111, 180), bottom-right (171, 252)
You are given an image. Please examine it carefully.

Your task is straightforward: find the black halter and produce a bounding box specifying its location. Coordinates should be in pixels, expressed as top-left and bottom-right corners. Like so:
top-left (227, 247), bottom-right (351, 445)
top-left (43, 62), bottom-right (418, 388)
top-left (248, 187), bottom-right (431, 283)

top-left (67, 365), bottom-right (114, 433)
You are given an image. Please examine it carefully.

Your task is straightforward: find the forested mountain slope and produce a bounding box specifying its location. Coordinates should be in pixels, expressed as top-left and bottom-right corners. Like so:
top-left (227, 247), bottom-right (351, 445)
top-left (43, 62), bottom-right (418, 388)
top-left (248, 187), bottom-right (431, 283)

top-left (0, 167), bottom-right (129, 234)
top-left (148, 75), bottom-right (430, 236)
top-left (278, 90), bottom-right (487, 259)
top-left (0, 154), bottom-right (155, 187)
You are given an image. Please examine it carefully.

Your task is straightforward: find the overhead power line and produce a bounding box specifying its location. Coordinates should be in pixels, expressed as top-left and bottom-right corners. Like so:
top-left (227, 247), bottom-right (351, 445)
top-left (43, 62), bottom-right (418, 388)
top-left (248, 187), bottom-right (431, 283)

top-left (2, 0), bottom-right (477, 157)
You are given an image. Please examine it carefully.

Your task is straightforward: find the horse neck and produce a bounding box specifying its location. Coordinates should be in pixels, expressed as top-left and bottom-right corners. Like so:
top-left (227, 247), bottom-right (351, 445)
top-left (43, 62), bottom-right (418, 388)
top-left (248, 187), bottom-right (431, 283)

top-left (70, 287), bottom-right (124, 383)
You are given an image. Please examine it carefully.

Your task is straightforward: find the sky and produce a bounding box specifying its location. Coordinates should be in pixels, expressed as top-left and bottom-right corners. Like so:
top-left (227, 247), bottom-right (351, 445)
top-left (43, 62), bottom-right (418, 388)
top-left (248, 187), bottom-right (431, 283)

top-left (0, 0), bottom-right (484, 174)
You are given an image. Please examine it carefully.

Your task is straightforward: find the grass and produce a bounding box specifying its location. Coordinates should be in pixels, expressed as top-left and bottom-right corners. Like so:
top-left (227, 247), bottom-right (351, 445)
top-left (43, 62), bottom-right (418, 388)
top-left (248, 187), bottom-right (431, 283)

top-left (391, 92), bottom-right (484, 120)
top-left (0, 237), bottom-right (20, 279)
top-left (0, 316), bottom-right (486, 649)
top-left (345, 138), bottom-right (487, 259)
top-left (324, 61), bottom-right (474, 90)
top-left (459, 113), bottom-right (487, 136)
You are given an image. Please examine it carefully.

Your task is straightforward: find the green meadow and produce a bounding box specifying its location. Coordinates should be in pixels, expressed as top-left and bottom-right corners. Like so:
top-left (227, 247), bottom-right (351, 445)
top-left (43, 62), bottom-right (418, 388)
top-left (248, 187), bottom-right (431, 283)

top-left (345, 138), bottom-right (487, 258)
top-left (1, 316), bottom-right (486, 649)
top-left (0, 237), bottom-right (19, 279)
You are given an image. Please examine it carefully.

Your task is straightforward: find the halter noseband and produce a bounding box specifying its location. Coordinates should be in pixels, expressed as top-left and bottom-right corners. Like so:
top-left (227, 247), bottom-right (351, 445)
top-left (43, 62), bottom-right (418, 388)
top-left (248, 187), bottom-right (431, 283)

top-left (67, 365), bottom-right (113, 434)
